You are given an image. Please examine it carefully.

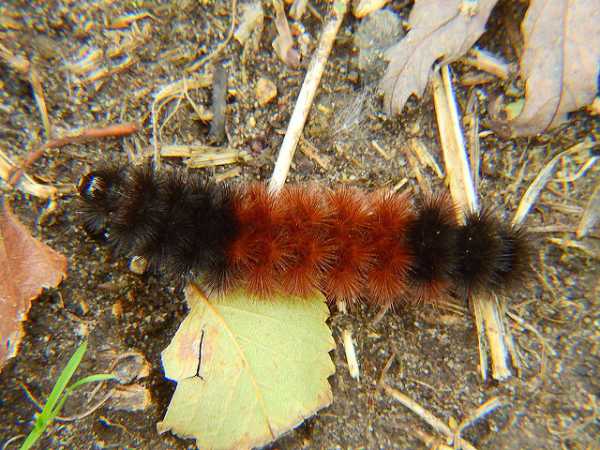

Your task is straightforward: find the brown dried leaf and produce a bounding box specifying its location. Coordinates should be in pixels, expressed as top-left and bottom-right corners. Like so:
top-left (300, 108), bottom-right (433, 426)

top-left (507, 0), bottom-right (600, 137)
top-left (0, 202), bottom-right (67, 370)
top-left (380, 0), bottom-right (498, 115)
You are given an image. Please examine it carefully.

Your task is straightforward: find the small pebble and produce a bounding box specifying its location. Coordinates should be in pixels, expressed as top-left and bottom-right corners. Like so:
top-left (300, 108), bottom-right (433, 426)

top-left (255, 77), bottom-right (277, 106)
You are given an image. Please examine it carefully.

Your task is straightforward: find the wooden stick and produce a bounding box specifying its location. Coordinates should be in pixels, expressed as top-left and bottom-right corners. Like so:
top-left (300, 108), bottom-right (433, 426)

top-left (6, 122), bottom-right (140, 187)
top-left (381, 383), bottom-right (478, 450)
top-left (432, 65), bottom-right (513, 381)
top-left (269, 0), bottom-right (349, 193)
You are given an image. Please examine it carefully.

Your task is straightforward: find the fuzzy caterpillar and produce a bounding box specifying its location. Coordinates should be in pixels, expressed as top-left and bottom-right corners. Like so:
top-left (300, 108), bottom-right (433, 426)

top-left (78, 163), bottom-right (531, 306)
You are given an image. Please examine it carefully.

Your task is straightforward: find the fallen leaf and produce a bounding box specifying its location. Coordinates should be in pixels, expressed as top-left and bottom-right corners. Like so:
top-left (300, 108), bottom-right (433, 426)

top-left (506, 0), bottom-right (600, 137)
top-left (0, 201), bottom-right (67, 369)
top-left (158, 284), bottom-right (335, 450)
top-left (380, 0), bottom-right (498, 115)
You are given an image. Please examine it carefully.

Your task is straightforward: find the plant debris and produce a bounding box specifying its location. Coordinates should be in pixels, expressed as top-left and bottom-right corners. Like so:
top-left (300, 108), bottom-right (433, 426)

top-left (380, 0), bottom-right (498, 115)
top-left (272, 0), bottom-right (301, 67)
top-left (0, 202), bottom-right (67, 369)
top-left (501, 0), bottom-right (600, 137)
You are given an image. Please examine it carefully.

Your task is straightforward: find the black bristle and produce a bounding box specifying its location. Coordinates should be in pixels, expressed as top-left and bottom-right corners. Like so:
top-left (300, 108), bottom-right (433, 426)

top-left (455, 209), bottom-right (531, 297)
top-left (111, 163), bottom-right (164, 255)
top-left (405, 194), bottom-right (459, 298)
top-left (493, 222), bottom-right (532, 289)
top-left (78, 163), bottom-right (239, 286)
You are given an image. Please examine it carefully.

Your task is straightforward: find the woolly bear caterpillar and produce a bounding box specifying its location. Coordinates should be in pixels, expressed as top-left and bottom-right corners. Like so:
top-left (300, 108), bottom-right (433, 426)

top-left (78, 163), bottom-right (531, 306)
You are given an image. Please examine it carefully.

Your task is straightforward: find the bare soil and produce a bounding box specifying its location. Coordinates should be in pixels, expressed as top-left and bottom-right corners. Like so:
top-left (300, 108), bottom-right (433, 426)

top-left (1, 0), bottom-right (599, 449)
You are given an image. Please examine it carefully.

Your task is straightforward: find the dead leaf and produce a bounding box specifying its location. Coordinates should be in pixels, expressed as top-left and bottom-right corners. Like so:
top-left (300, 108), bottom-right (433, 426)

top-left (0, 201), bottom-right (67, 370)
top-left (506, 0), bottom-right (600, 137)
top-left (380, 0), bottom-right (498, 115)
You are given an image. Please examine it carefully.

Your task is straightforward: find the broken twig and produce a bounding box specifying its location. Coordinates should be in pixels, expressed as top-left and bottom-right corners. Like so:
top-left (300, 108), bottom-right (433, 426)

top-left (269, 0), bottom-right (349, 192)
top-left (433, 64), bottom-right (514, 381)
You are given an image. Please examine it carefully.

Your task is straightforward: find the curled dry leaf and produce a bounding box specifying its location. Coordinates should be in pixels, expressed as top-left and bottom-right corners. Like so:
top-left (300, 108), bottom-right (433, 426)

top-left (380, 0), bottom-right (498, 115)
top-left (505, 0), bottom-right (600, 137)
top-left (0, 202), bottom-right (67, 370)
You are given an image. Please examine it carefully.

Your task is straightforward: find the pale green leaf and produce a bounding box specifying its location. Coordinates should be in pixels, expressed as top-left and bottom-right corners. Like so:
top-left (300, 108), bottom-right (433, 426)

top-left (158, 284), bottom-right (335, 450)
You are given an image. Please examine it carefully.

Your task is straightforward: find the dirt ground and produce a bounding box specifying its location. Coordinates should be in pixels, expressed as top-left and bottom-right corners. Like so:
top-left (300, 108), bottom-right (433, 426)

top-left (1, 0), bottom-right (599, 449)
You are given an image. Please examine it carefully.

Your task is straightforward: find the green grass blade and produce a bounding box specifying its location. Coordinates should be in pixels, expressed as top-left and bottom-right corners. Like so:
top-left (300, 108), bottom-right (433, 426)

top-left (48, 374), bottom-right (116, 418)
top-left (67, 373), bottom-right (116, 392)
top-left (18, 342), bottom-right (116, 450)
top-left (37, 340), bottom-right (88, 423)
top-left (19, 341), bottom-right (89, 450)
top-left (20, 341), bottom-right (87, 450)
top-left (19, 423), bottom-right (46, 450)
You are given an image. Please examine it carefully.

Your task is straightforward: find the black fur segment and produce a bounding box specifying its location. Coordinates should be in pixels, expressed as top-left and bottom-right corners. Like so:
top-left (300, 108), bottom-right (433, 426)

top-left (77, 163), bottom-right (239, 284)
top-left (405, 195), bottom-right (459, 290)
top-left (493, 223), bottom-right (532, 288)
top-left (455, 209), bottom-right (532, 297)
top-left (78, 165), bottom-right (126, 239)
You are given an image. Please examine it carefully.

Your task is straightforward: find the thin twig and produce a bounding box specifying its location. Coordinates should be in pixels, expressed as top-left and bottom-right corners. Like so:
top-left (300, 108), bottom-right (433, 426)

top-left (208, 62), bottom-right (228, 144)
top-left (462, 48), bottom-right (511, 80)
top-left (45, 122), bottom-right (140, 148)
top-left (432, 65), bottom-right (478, 216)
top-left (272, 0), bottom-right (300, 67)
top-left (1, 434), bottom-right (25, 450)
top-left (378, 351), bottom-right (396, 386)
top-left (465, 89), bottom-right (480, 192)
top-left (513, 139), bottom-right (594, 226)
top-left (151, 75), bottom-right (213, 168)
top-left (0, 43), bottom-right (50, 138)
top-left (577, 182), bottom-right (600, 239)
top-left (19, 382), bottom-right (44, 411)
top-left (6, 122), bottom-right (140, 187)
top-left (342, 329), bottom-right (360, 381)
top-left (456, 397), bottom-right (505, 435)
top-left (19, 381), bottom-right (114, 422)
top-left (269, 0), bottom-right (349, 192)
top-left (381, 383), bottom-right (478, 450)
top-left (0, 149), bottom-right (57, 199)
top-left (300, 136), bottom-right (330, 170)
top-left (55, 389), bottom-right (114, 422)
top-left (507, 310), bottom-right (557, 357)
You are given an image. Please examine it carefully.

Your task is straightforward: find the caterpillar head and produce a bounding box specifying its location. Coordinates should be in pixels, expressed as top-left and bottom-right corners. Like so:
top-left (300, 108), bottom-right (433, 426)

top-left (77, 166), bottom-right (124, 241)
